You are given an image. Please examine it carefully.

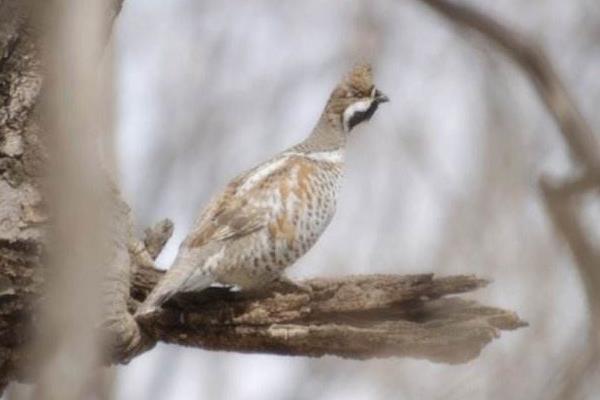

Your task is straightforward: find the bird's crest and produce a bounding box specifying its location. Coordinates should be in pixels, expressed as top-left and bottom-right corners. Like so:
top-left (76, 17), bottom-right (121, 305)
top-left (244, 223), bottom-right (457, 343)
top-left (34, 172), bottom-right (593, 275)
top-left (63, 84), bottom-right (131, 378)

top-left (339, 63), bottom-right (374, 98)
top-left (325, 63), bottom-right (375, 117)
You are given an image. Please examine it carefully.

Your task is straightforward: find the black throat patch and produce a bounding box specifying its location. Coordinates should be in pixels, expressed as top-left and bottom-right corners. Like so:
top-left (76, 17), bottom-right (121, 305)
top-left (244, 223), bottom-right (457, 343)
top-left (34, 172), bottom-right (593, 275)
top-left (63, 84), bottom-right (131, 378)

top-left (347, 101), bottom-right (379, 131)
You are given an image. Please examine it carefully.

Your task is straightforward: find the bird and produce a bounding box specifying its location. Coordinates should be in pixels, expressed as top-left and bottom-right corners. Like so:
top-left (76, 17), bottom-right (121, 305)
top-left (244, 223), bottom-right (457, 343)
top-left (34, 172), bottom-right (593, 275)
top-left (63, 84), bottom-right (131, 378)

top-left (136, 63), bottom-right (389, 317)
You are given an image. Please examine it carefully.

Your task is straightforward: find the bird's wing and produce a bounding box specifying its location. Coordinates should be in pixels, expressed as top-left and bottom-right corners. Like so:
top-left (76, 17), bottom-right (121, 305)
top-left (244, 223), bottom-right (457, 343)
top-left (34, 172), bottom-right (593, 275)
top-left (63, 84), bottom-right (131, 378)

top-left (184, 176), bottom-right (271, 249)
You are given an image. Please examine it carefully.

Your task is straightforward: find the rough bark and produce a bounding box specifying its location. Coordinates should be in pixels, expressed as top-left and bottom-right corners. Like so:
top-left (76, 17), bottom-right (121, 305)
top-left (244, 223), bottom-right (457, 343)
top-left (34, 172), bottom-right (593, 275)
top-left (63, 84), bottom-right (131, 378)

top-left (0, 0), bottom-right (45, 392)
top-left (0, 0), bottom-right (527, 394)
top-left (133, 271), bottom-right (525, 364)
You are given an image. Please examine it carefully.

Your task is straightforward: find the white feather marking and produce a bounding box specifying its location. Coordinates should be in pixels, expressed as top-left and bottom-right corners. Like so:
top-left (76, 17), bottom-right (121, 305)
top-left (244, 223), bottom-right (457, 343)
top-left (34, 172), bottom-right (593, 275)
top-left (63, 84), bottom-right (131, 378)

top-left (287, 149), bottom-right (344, 163)
top-left (204, 246), bottom-right (225, 271)
top-left (342, 99), bottom-right (373, 132)
top-left (238, 148), bottom-right (344, 195)
top-left (238, 156), bottom-right (289, 193)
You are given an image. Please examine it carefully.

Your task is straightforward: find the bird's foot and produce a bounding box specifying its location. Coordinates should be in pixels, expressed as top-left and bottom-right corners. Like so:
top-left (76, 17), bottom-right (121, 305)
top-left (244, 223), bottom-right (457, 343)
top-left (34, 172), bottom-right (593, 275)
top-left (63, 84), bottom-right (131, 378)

top-left (134, 304), bottom-right (161, 324)
top-left (273, 276), bottom-right (313, 295)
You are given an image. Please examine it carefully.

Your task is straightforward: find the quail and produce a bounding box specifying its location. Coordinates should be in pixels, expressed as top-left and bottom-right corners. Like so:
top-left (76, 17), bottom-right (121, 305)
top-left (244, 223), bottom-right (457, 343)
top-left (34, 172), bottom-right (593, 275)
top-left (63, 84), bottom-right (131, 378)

top-left (136, 63), bottom-right (389, 316)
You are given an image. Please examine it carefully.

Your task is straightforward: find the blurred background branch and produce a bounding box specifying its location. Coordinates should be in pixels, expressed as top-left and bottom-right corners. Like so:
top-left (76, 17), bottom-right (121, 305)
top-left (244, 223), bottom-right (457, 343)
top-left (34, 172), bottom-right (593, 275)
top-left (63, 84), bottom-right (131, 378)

top-left (416, 0), bottom-right (600, 176)
top-left (414, 0), bottom-right (600, 397)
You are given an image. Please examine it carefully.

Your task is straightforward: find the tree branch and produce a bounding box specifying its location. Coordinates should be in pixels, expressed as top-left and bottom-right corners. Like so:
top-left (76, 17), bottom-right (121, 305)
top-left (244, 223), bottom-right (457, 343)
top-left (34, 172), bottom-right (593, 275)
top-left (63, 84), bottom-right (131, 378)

top-left (132, 270), bottom-right (525, 364)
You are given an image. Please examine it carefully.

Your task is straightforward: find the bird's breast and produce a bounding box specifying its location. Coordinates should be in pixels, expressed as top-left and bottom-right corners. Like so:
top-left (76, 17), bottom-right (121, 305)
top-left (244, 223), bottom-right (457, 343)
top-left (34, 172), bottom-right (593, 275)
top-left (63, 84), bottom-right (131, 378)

top-left (264, 156), bottom-right (343, 255)
top-left (215, 153), bottom-right (344, 286)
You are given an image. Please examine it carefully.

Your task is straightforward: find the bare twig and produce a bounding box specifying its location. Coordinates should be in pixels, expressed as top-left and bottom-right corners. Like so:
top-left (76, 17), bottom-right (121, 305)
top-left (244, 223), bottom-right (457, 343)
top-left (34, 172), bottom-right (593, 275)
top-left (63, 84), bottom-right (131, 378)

top-left (413, 0), bottom-right (600, 396)
top-left (411, 0), bottom-right (600, 296)
top-left (540, 179), bottom-right (600, 322)
top-left (416, 0), bottom-right (600, 179)
top-left (143, 219), bottom-right (174, 260)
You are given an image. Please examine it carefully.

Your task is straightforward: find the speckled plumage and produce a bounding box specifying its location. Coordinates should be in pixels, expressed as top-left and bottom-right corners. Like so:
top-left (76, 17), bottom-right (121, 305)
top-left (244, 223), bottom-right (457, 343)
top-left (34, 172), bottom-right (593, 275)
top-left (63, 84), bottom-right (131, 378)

top-left (137, 64), bottom-right (388, 315)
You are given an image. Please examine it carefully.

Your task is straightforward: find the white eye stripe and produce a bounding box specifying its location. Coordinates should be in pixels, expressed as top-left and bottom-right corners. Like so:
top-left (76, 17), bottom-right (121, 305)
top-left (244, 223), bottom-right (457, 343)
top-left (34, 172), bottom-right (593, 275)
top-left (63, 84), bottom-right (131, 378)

top-left (342, 99), bottom-right (373, 132)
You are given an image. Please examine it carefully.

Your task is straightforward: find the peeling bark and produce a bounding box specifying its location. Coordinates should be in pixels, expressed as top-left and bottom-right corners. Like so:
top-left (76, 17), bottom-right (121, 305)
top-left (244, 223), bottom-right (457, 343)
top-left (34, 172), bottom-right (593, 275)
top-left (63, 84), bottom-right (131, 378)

top-left (133, 272), bottom-right (525, 364)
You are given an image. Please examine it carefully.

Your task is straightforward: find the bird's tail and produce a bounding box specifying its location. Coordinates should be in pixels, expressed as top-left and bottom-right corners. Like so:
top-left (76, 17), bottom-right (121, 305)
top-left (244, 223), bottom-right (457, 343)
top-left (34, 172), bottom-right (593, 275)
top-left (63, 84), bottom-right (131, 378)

top-left (135, 245), bottom-right (219, 319)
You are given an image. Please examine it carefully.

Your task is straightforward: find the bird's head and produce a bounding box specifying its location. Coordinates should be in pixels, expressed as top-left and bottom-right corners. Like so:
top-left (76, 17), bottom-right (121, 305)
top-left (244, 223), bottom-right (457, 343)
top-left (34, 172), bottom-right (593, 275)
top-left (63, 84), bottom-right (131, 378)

top-left (325, 63), bottom-right (389, 132)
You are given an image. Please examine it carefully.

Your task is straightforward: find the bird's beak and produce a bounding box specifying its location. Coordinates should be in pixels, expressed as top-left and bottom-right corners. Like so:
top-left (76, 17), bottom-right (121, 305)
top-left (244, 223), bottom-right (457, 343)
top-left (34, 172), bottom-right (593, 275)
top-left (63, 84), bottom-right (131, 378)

top-left (374, 89), bottom-right (390, 104)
